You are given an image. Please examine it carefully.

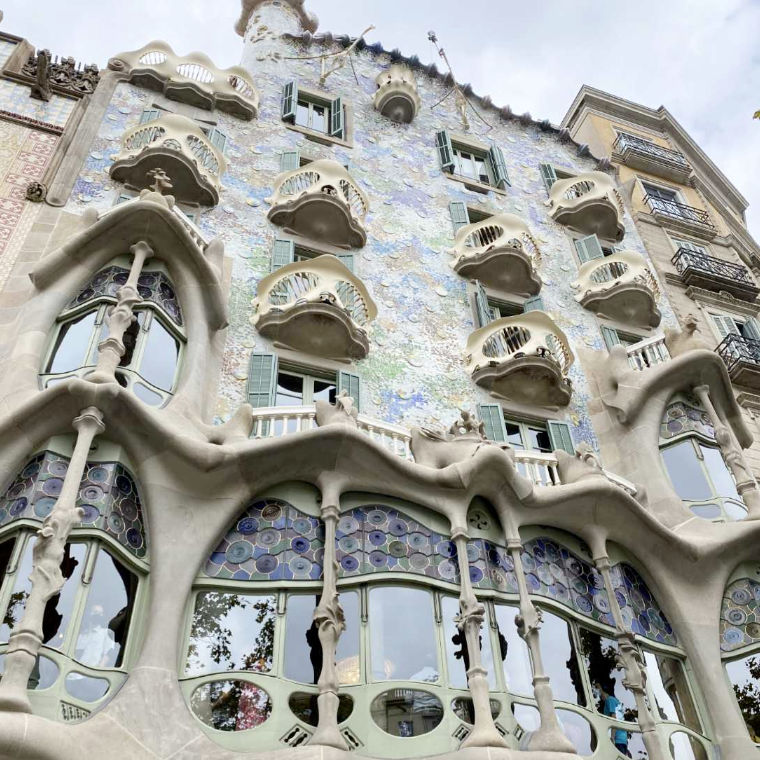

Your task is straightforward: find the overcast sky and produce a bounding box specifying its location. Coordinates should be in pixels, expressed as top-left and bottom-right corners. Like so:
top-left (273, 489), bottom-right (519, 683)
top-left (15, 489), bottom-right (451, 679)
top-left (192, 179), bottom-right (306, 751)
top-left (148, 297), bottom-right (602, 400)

top-left (4, 0), bottom-right (759, 237)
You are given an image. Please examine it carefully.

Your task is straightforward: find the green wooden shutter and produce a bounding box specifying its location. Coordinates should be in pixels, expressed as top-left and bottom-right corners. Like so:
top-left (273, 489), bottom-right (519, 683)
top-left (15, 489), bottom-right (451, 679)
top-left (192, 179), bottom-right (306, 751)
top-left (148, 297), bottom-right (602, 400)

top-left (539, 163), bottom-right (558, 193)
top-left (711, 314), bottom-right (738, 339)
top-left (338, 371), bottom-right (361, 410)
top-left (523, 295), bottom-right (544, 312)
top-left (271, 239), bottom-right (295, 272)
top-left (208, 128), bottom-right (227, 153)
top-left (247, 353), bottom-right (278, 407)
top-left (475, 282), bottom-right (495, 327)
top-left (280, 150), bottom-right (300, 172)
top-left (435, 130), bottom-right (454, 173)
top-left (575, 234), bottom-right (605, 264)
top-left (488, 145), bottom-right (510, 189)
top-left (281, 80), bottom-right (298, 122)
top-left (601, 325), bottom-right (623, 351)
top-left (745, 318), bottom-right (760, 341)
top-left (139, 108), bottom-right (160, 124)
top-left (478, 403), bottom-right (507, 442)
top-left (547, 420), bottom-right (575, 455)
top-left (329, 96), bottom-right (345, 139)
top-left (449, 201), bottom-right (470, 233)
top-left (337, 253), bottom-right (354, 273)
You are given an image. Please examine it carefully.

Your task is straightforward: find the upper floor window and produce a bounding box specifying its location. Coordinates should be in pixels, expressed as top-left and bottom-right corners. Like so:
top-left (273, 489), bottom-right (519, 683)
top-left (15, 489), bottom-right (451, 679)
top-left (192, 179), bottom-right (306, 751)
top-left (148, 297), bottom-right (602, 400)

top-left (139, 106), bottom-right (228, 154)
top-left (435, 130), bottom-right (509, 190)
top-left (269, 236), bottom-right (354, 273)
top-left (281, 81), bottom-right (345, 141)
top-left (538, 163), bottom-right (575, 193)
top-left (573, 234), bottom-right (618, 264)
top-left (472, 282), bottom-right (543, 328)
top-left (709, 312), bottom-right (760, 343)
top-left (642, 183), bottom-right (679, 203)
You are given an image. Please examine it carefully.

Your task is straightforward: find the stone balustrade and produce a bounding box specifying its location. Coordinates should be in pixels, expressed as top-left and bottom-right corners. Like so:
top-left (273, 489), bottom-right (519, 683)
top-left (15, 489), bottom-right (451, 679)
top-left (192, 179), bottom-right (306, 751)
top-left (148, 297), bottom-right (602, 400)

top-left (252, 254), bottom-right (377, 360)
top-left (373, 63), bottom-right (421, 123)
top-left (451, 213), bottom-right (542, 296)
top-left (547, 170), bottom-right (625, 242)
top-left (625, 334), bottom-right (671, 371)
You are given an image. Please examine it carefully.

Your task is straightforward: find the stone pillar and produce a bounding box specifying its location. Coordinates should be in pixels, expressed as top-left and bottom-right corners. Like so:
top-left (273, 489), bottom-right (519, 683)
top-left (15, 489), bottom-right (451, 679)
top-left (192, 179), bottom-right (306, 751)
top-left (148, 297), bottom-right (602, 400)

top-left (0, 407), bottom-right (105, 712)
top-left (507, 535), bottom-right (575, 752)
top-left (693, 384), bottom-right (760, 518)
top-left (88, 240), bottom-right (152, 384)
top-left (308, 499), bottom-right (348, 750)
top-left (451, 527), bottom-right (507, 748)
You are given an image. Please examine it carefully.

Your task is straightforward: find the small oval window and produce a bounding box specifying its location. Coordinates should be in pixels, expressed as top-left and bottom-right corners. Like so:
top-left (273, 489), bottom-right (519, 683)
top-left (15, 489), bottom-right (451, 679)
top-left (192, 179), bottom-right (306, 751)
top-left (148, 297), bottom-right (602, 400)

top-left (608, 726), bottom-right (646, 758)
top-left (288, 691), bottom-right (354, 726)
top-left (556, 708), bottom-right (595, 757)
top-left (0, 653), bottom-right (59, 690)
top-left (190, 680), bottom-right (272, 732)
top-left (451, 696), bottom-right (500, 724)
top-left (65, 672), bottom-right (110, 702)
top-left (370, 688), bottom-right (443, 737)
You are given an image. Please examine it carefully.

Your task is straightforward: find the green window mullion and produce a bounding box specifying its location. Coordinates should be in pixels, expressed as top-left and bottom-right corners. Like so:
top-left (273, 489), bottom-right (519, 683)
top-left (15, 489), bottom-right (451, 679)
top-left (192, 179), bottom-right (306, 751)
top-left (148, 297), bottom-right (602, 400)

top-left (271, 238), bottom-right (295, 272)
top-left (539, 163), bottom-right (558, 193)
top-left (435, 130), bottom-right (454, 173)
top-left (247, 353), bottom-right (278, 408)
top-left (600, 325), bottom-right (623, 351)
top-left (337, 371), bottom-right (361, 411)
top-left (575, 234), bottom-right (605, 264)
top-left (281, 80), bottom-right (298, 122)
top-left (449, 201), bottom-right (470, 233)
top-left (279, 150), bottom-right (300, 173)
top-left (478, 403), bottom-right (507, 442)
top-left (329, 96), bottom-right (345, 139)
top-left (487, 145), bottom-right (510, 189)
top-left (547, 420), bottom-right (575, 455)
top-left (474, 282), bottom-right (495, 328)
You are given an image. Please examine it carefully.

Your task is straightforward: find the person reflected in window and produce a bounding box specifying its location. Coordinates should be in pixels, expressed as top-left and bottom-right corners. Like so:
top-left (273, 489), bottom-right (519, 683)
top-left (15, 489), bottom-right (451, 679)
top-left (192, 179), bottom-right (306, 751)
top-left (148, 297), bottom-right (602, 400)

top-left (594, 680), bottom-right (631, 757)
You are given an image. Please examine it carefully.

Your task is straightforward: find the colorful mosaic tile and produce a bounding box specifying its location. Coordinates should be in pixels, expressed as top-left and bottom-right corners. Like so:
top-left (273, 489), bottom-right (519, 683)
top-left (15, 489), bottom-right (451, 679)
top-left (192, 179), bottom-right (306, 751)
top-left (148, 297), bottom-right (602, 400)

top-left (660, 397), bottom-right (714, 441)
top-left (468, 539), bottom-right (518, 594)
top-left (720, 577), bottom-right (760, 652)
top-left (0, 79), bottom-right (75, 129)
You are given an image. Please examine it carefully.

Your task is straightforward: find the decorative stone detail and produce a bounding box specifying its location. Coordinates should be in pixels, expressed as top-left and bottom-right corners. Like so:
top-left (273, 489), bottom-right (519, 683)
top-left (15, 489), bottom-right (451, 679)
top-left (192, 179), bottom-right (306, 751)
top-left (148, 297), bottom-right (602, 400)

top-left (235, 0), bottom-right (319, 37)
top-left (373, 63), bottom-right (421, 123)
top-left (23, 49), bottom-right (99, 99)
top-left (554, 441), bottom-right (606, 485)
top-left (315, 390), bottom-right (359, 428)
top-left (25, 181), bottom-right (47, 202)
top-left (664, 313), bottom-right (712, 357)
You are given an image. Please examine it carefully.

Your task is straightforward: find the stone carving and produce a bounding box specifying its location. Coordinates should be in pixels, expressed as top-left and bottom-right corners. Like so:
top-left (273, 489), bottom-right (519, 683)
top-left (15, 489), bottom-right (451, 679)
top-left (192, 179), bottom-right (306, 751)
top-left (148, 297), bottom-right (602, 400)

top-left (665, 313), bottom-right (711, 356)
top-left (23, 50), bottom-right (99, 98)
top-left (25, 181), bottom-right (47, 203)
top-left (28, 49), bottom-right (51, 101)
top-left (555, 441), bottom-right (606, 485)
top-left (315, 390), bottom-right (359, 428)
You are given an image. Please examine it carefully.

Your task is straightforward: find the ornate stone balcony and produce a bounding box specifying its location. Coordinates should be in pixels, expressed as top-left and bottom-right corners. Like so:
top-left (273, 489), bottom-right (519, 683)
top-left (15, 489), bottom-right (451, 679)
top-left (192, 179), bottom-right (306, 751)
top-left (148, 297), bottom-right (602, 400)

top-left (612, 131), bottom-right (691, 183)
top-left (108, 41), bottom-right (259, 119)
top-left (373, 63), bottom-right (421, 123)
top-left (572, 250), bottom-right (661, 328)
top-left (717, 334), bottom-right (760, 390)
top-left (451, 213), bottom-right (542, 297)
top-left (109, 113), bottom-right (226, 205)
top-left (626, 334), bottom-right (671, 371)
top-left (251, 255), bottom-right (377, 359)
top-left (266, 159), bottom-right (369, 249)
top-left (672, 248), bottom-right (759, 301)
top-left (547, 171), bottom-right (625, 242)
top-left (465, 311), bottom-right (574, 407)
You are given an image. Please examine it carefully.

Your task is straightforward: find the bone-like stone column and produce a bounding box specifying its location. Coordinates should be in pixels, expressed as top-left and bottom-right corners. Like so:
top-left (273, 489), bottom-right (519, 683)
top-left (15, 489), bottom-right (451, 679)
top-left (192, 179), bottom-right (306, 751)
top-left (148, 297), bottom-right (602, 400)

top-left (88, 240), bottom-right (152, 384)
top-left (507, 534), bottom-right (575, 752)
top-left (0, 407), bottom-right (105, 712)
top-left (451, 527), bottom-right (507, 748)
top-left (693, 384), bottom-right (760, 518)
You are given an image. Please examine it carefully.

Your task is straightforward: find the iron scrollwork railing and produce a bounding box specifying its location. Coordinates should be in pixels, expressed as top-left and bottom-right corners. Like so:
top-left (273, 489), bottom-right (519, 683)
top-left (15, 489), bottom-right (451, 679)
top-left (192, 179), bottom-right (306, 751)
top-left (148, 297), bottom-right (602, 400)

top-left (672, 248), bottom-right (755, 286)
top-left (716, 333), bottom-right (760, 373)
top-left (643, 195), bottom-right (714, 229)
top-left (613, 132), bottom-right (690, 170)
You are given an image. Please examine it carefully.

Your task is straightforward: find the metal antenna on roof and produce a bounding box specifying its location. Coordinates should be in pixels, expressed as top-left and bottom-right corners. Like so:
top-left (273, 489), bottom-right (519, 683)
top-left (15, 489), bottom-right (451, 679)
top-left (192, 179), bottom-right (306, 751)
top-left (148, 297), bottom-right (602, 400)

top-left (427, 30), bottom-right (492, 131)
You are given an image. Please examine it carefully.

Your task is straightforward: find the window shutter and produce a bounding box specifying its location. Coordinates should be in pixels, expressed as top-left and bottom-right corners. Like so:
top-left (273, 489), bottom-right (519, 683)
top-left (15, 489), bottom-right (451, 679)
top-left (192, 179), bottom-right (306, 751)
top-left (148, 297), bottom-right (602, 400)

top-left (338, 371), bottom-right (361, 410)
top-left (547, 420), bottom-right (575, 455)
top-left (337, 253), bottom-right (354, 273)
top-left (435, 130), bottom-right (455, 173)
top-left (271, 238), bottom-right (295, 271)
top-left (329, 96), bottom-right (345, 139)
top-left (575, 234), bottom-right (605, 264)
top-left (478, 403), bottom-right (507, 442)
top-left (539, 163), bottom-right (558, 193)
top-left (281, 80), bottom-right (298, 122)
top-left (601, 325), bottom-right (623, 351)
top-left (745, 318), bottom-right (760, 341)
top-left (474, 282), bottom-right (495, 328)
top-left (523, 295), bottom-right (544, 312)
top-left (247, 353), bottom-right (278, 408)
top-left (139, 108), bottom-right (160, 124)
top-left (207, 128), bottom-right (227, 153)
top-left (711, 314), bottom-right (738, 339)
top-left (280, 150), bottom-right (300, 173)
top-left (449, 201), bottom-right (470, 233)
top-left (488, 145), bottom-right (510, 189)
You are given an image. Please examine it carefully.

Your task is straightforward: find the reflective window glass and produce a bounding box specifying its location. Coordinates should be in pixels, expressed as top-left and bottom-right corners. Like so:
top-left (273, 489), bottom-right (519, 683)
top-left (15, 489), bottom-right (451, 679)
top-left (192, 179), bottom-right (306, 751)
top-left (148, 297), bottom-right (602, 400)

top-left (138, 316), bottom-right (178, 391)
top-left (65, 672), bottom-right (110, 702)
top-left (311, 104), bottom-right (326, 133)
top-left (275, 373), bottom-right (304, 406)
top-left (336, 590), bottom-right (360, 685)
top-left (725, 655), bottom-right (760, 741)
top-left (284, 594), bottom-right (323, 684)
top-left (527, 427), bottom-right (552, 453)
top-left (609, 727), bottom-right (646, 758)
top-left (0, 537), bottom-right (14, 588)
top-left (644, 651), bottom-right (702, 733)
top-left (505, 422), bottom-right (525, 449)
top-left (556, 708), bottom-right (595, 756)
top-left (538, 610), bottom-right (585, 706)
top-left (701, 446), bottom-right (740, 502)
top-left (295, 102), bottom-right (309, 128)
top-left (370, 689), bottom-right (443, 737)
top-left (513, 702), bottom-right (540, 733)
top-left (441, 595), bottom-right (495, 689)
top-left (662, 442), bottom-right (712, 501)
top-left (493, 603), bottom-right (532, 696)
top-left (0, 653), bottom-right (59, 690)
top-left (670, 731), bottom-right (709, 760)
top-left (289, 692), bottom-right (354, 727)
top-left (312, 379), bottom-right (337, 405)
top-left (48, 311), bottom-right (98, 374)
top-left (40, 542), bottom-right (86, 650)
top-left (190, 680), bottom-right (272, 731)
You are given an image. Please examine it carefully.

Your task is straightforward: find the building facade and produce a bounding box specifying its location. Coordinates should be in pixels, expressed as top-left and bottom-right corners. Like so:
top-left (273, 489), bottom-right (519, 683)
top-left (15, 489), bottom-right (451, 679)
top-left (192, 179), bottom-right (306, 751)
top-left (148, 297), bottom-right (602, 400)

top-left (0, 2), bottom-right (757, 759)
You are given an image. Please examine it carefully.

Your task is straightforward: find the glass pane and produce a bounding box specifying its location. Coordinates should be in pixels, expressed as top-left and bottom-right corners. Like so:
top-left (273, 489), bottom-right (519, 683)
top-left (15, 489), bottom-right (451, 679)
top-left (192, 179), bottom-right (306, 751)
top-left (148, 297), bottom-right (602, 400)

top-left (311, 104), bottom-right (326, 133)
top-left (0, 537), bottom-right (15, 588)
top-left (441, 595), bottom-right (495, 689)
top-left (725, 655), bottom-right (760, 741)
top-left (556, 708), bottom-right (595, 756)
top-left (662, 442), bottom-right (712, 501)
top-left (505, 423), bottom-right (525, 449)
top-left (580, 628), bottom-right (637, 721)
top-left (47, 311), bottom-right (98, 374)
top-left (700, 446), bottom-right (740, 502)
top-left (670, 731), bottom-right (708, 760)
top-left (451, 696), bottom-right (500, 724)
top-left (312, 379), bottom-right (337, 405)
top-left (288, 692), bottom-right (354, 726)
top-left (119, 312), bottom-right (144, 368)
top-left (690, 503), bottom-right (721, 519)
top-left (527, 427), bottom-right (551, 453)
top-left (138, 316), bottom-right (178, 392)
top-left (275, 372), bottom-right (304, 406)
top-left (133, 382), bottom-right (164, 407)
top-left (284, 594), bottom-right (322, 684)
top-left (75, 548), bottom-right (137, 668)
top-left (184, 592), bottom-right (276, 676)
top-left (19, 654), bottom-right (59, 690)
top-left (460, 152), bottom-right (476, 179)
top-left (336, 590), bottom-right (360, 685)
top-left (644, 651), bottom-right (701, 732)
top-left (538, 610), bottom-right (586, 706)
top-left (370, 689), bottom-right (443, 737)
top-left (474, 157), bottom-right (489, 184)
top-left (65, 672), bottom-right (110, 702)
top-left (493, 603), bottom-right (533, 696)
top-left (369, 586), bottom-right (438, 682)
top-left (190, 680), bottom-right (272, 731)
top-left (609, 727), bottom-right (647, 758)
top-left (513, 702), bottom-right (540, 733)
top-left (295, 102), bottom-right (309, 128)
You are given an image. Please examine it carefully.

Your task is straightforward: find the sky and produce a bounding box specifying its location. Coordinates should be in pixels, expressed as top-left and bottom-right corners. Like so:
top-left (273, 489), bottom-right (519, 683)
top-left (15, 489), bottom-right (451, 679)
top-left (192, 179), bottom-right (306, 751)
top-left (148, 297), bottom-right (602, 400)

top-left (3, 0), bottom-right (759, 237)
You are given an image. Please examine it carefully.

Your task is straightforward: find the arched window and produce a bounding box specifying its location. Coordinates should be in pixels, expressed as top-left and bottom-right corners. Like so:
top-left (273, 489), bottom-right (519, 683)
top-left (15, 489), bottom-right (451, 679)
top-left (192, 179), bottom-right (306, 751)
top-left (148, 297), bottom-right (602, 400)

top-left (0, 447), bottom-right (148, 721)
top-left (660, 394), bottom-right (745, 521)
top-left (42, 261), bottom-right (185, 407)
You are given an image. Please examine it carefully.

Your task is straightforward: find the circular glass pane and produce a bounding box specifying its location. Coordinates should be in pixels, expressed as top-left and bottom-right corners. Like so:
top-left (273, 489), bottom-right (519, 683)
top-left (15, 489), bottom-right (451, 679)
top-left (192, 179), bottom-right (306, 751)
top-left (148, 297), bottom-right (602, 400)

top-left (556, 708), bottom-right (595, 756)
top-left (608, 726), bottom-right (645, 758)
top-left (370, 689), bottom-right (443, 737)
top-left (451, 696), bottom-right (500, 725)
top-left (190, 680), bottom-right (272, 732)
top-left (65, 672), bottom-right (110, 702)
top-left (288, 691), bottom-right (354, 726)
top-left (670, 731), bottom-right (708, 760)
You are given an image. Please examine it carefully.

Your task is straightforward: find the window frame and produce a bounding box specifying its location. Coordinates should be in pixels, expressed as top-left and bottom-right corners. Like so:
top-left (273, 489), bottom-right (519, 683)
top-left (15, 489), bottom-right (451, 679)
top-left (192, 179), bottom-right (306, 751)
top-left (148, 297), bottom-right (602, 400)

top-left (274, 364), bottom-right (338, 408)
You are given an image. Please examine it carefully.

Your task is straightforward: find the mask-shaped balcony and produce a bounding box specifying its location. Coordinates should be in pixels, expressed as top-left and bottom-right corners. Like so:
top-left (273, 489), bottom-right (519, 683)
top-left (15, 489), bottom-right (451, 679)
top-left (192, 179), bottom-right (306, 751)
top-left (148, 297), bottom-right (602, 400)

top-left (373, 63), bottom-right (421, 124)
top-left (572, 250), bottom-right (662, 328)
top-left (267, 159), bottom-right (368, 249)
top-left (548, 171), bottom-right (625, 242)
top-left (451, 213), bottom-right (541, 297)
top-left (466, 311), bottom-right (574, 407)
top-left (252, 255), bottom-right (378, 360)
top-left (109, 113), bottom-right (226, 205)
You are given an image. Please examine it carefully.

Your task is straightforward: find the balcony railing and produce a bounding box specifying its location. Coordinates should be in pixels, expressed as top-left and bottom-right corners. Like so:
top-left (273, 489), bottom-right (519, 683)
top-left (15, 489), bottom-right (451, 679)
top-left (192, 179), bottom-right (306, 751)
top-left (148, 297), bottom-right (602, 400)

top-left (613, 132), bottom-right (691, 181)
top-left (626, 334), bottom-right (670, 371)
top-left (643, 195), bottom-right (715, 233)
top-left (672, 248), bottom-right (759, 301)
top-left (717, 334), bottom-right (760, 389)
top-left (373, 63), bottom-right (421, 123)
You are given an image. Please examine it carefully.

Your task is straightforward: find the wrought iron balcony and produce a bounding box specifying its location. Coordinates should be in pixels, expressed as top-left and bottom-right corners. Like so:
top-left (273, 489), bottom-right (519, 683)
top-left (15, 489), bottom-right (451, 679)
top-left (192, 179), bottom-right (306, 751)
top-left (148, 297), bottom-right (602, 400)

top-left (613, 131), bottom-right (691, 183)
top-left (572, 250), bottom-right (661, 328)
top-left (110, 113), bottom-right (226, 205)
top-left (547, 171), bottom-right (625, 242)
top-left (465, 311), bottom-right (573, 407)
top-left (672, 248), bottom-right (759, 301)
top-left (643, 195), bottom-right (716, 237)
top-left (251, 254), bottom-right (377, 360)
top-left (267, 159), bottom-right (369, 249)
top-left (451, 213), bottom-right (541, 296)
top-left (373, 63), bottom-right (421, 123)
top-left (717, 334), bottom-right (760, 390)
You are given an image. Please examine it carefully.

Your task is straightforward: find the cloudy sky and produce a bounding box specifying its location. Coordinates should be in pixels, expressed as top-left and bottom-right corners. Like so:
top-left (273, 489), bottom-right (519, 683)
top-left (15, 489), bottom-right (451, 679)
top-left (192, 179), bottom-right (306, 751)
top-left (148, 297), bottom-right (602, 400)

top-left (4, 0), bottom-right (759, 236)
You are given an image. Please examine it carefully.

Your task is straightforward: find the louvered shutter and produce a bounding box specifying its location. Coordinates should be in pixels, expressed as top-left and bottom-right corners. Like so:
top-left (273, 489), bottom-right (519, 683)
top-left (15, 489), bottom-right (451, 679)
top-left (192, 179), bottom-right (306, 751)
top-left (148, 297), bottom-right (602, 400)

top-left (435, 130), bottom-right (454, 173)
top-left (601, 325), bottom-right (623, 351)
top-left (488, 145), bottom-right (510, 189)
top-left (711, 314), bottom-right (739, 339)
top-left (475, 282), bottom-right (495, 327)
top-left (338, 371), bottom-right (361, 410)
top-left (280, 150), bottom-right (300, 172)
top-left (271, 239), bottom-right (295, 271)
top-left (449, 201), bottom-right (470, 233)
top-left (281, 80), bottom-right (298, 122)
top-left (575, 234), bottom-right (605, 264)
top-left (745, 318), bottom-right (760, 341)
top-left (329, 96), bottom-right (345, 139)
top-left (539, 163), bottom-right (558, 193)
top-left (337, 253), bottom-right (354, 273)
top-left (208, 128), bottom-right (227, 153)
top-left (547, 420), bottom-right (575, 455)
top-left (523, 295), bottom-right (544, 312)
top-left (478, 403), bottom-right (507, 442)
top-left (139, 108), bottom-right (160, 124)
top-left (247, 353), bottom-right (278, 407)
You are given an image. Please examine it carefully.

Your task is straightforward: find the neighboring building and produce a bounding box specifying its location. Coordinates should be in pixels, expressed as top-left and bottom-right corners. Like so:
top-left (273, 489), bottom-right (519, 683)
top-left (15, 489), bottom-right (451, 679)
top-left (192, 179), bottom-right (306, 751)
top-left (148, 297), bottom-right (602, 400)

top-left (0, 3), bottom-right (757, 759)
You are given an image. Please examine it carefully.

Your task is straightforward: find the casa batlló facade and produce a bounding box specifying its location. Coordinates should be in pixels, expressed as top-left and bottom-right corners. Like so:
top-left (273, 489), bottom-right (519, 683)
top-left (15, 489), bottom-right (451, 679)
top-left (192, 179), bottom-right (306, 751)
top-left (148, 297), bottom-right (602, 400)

top-left (0, 1), bottom-right (758, 759)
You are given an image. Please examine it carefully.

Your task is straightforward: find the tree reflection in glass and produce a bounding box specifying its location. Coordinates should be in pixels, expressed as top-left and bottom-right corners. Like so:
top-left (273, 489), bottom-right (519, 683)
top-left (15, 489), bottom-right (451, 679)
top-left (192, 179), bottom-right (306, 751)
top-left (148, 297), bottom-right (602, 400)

top-left (190, 679), bottom-right (272, 731)
top-left (726, 655), bottom-right (760, 742)
top-left (644, 651), bottom-right (702, 733)
top-left (185, 592), bottom-right (276, 676)
top-left (441, 595), bottom-right (496, 689)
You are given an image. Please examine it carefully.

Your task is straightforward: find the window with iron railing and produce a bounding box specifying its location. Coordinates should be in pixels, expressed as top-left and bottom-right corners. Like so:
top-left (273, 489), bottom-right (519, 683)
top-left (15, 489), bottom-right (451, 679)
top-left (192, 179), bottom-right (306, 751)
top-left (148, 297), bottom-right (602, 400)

top-left (613, 131), bottom-right (690, 170)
